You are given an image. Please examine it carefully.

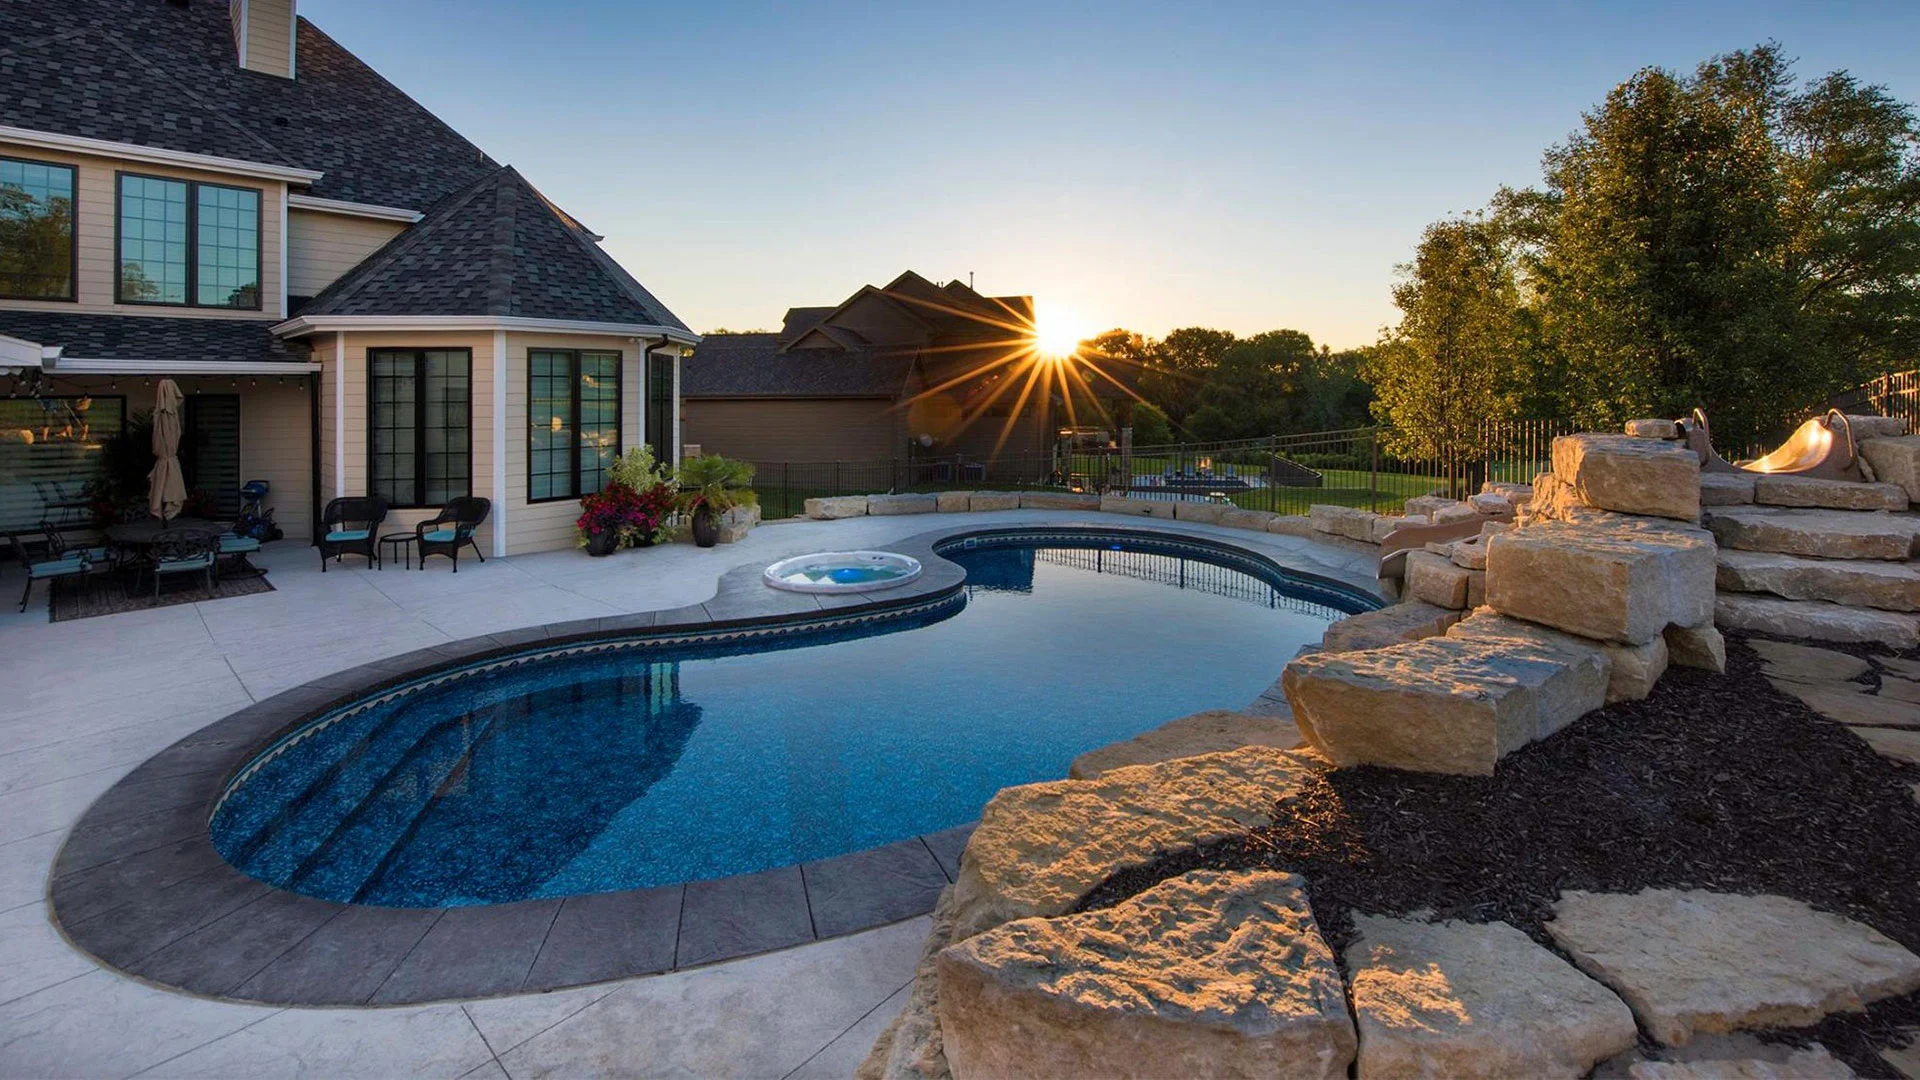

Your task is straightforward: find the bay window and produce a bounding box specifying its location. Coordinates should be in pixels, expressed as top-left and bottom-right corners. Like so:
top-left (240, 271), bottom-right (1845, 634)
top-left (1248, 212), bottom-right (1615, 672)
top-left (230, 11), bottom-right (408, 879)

top-left (370, 349), bottom-right (471, 508)
top-left (529, 349), bottom-right (621, 502)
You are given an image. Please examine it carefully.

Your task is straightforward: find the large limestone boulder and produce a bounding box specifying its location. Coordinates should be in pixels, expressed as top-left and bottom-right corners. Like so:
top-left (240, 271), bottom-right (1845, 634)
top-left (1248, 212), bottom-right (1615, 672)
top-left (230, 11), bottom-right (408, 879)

top-left (1752, 474), bottom-right (1908, 512)
top-left (948, 747), bottom-right (1318, 939)
top-left (1859, 435), bottom-right (1920, 504)
top-left (1310, 504), bottom-right (1381, 543)
top-left (870, 493), bottom-right (938, 515)
top-left (1406, 550), bottom-right (1471, 610)
top-left (1281, 635), bottom-right (1608, 775)
top-left (1705, 506), bottom-right (1920, 561)
top-left (934, 490), bottom-right (976, 512)
top-left (1699, 473), bottom-right (1758, 506)
top-left (1346, 915), bottom-right (1637, 1079)
top-left (967, 491), bottom-right (1019, 512)
top-left (1447, 608), bottom-right (1669, 704)
top-left (1545, 889), bottom-right (1920, 1047)
top-left (937, 870), bottom-right (1355, 1080)
top-left (1173, 500), bottom-right (1229, 524)
top-left (1626, 418), bottom-right (1682, 439)
top-left (1717, 549), bottom-right (1920, 612)
top-left (1320, 602), bottom-right (1461, 653)
top-left (1552, 434), bottom-right (1702, 521)
top-left (1847, 414), bottom-right (1908, 440)
top-left (1268, 515), bottom-right (1316, 538)
top-left (1714, 594), bottom-right (1920, 649)
top-left (1069, 710), bottom-right (1300, 779)
top-left (1220, 508), bottom-right (1280, 532)
top-left (1664, 622), bottom-right (1727, 673)
top-left (1099, 494), bottom-right (1170, 518)
top-left (1020, 491), bottom-right (1100, 511)
top-left (806, 495), bottom-right (870, 519)
top-left (859, 887), bottom-right (960, 1080)
top-left (1522, 471), bottom-right (1588, 525)
top-left (1485, 518), bottom-right (1717, 645)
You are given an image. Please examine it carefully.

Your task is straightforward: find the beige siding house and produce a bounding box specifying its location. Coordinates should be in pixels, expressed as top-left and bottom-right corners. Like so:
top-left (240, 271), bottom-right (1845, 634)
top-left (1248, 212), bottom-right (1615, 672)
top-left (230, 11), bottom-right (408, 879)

top-left (0, 0), bottom-right (695, 557)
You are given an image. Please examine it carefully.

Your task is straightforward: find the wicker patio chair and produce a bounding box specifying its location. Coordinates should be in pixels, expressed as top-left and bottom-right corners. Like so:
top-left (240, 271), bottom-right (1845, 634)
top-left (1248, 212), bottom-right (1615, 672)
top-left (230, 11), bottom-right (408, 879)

top-left (318, 497), bottom-right (388, 572)
top-left (415, 497), bottom-right (490, 573)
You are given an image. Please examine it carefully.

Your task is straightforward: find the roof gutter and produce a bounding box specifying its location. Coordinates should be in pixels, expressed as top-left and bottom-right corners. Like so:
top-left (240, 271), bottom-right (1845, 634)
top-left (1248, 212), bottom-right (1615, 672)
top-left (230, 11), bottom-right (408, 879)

top-left (43, 357), bottom-right (321, 375)
top-left (0, 125), bottom-right (324, 184)
top-left (272, 315), bottom-right (701, 346)
top-left (287, 194), bottom-right (424, 223)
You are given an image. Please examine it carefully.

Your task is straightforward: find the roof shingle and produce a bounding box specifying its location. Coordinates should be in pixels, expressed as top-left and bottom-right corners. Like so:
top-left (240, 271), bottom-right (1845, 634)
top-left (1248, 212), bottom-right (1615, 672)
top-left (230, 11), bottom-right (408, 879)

top-left (682, 334), bottom-right (913, 398)
top-left (0, 311), bottom-right (311, 365)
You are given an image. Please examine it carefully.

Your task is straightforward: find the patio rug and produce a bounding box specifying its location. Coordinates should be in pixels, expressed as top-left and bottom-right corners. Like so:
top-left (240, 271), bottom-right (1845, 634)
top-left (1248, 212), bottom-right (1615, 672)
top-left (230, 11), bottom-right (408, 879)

top-left (48, 564), bottom-right (274, 622)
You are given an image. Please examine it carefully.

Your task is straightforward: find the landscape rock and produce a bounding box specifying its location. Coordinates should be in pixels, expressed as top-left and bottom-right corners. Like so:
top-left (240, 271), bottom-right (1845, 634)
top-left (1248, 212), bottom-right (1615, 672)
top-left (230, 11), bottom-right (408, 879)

top-left (1404, 495), bottom-right (1458, 517)
top-left (1849, 726), bottom-right (1920, 765)
top-left (1859, 436), bottom-right (1920, 504)
top-left (869, 493), bottom-right (938, 515)
top-left (1714, 594), bottom-right (1920, 649)
top-left (1486, 518), bottom-right (1718, 645)
top-left (1268, 514), bottom-right (1316, 538)
top-left (1699, 473), bottom-right (1758, 506)
top-left (1434, 502), bottom-right (1482, 525)
top-left (1069, 710), bottom-right (1300, 779)
top-left (1481, 481), bottom-right (1534, 506)
top-left (1553, 433), bottom-right (1702, 521)
top-left (1282, 635), bottom-right (1608, 774)
top-left (1717, 549), bottom-right (1920, 612)
top-left (1626, 418), bottom-right (1683, 439)
top-left (1705, 506), bottom-right (1920, 561)
top-left (1626, 1044), bottom-right (1855, 1079)
top-left (948, 747), bottom-right (1318, 939)
top-left (1019, 491), bottom-right (1100, 511)
top-left (935, 491), bottom-right (975, 512)
top-left (1752, 475), bottom-right (1908, 512)
top-left (1748, 640), bottom-right (1872, 683)
top-left (1545, 889), bottom-right (1920, 1046)
top-left (805, 495), bottom-right (869, 519)
top-left (1173, 500), bottom-right (1229, 524)
top-left (1406, 550), bottom-right (1471, 610)
top-left (1470, 492), bottom-right (1513, 515)
top-left (1099, 494), bottom-right (1170, 518)
top-left (1452, 540), bottom-right (1489, 570)
top-left (968, 491), bottom-right (1019, 512)
top-left (1664, 623), bottom-right (1727, 673)
top-left (1847, 414), bottom-right (1909, 440)
top-left (1523, 471), bottom-right (1588, 525)
top-left (1311, 504), bottom-right (1381, 543)
top-left (1347, 915), bottom-right (1637, 1079)
top-left (1778, 682), bottom-right (1920, 729)
top-left (937, 870), bottom-right (1355, 1080)
top-left (1220, 508), bottom-right (1279, 532)
top-left (1320, 602), bottom-right (1462, 653)
top-left (1447, 608), bottom-right (1668, 704)
top-left (714, 504), bottom-right (760, 543)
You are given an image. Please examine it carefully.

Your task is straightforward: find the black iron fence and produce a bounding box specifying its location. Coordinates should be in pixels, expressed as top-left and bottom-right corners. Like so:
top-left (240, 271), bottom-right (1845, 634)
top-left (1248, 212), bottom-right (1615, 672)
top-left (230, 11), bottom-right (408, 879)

top-left (1824, 369), bottom-right (1919, 439)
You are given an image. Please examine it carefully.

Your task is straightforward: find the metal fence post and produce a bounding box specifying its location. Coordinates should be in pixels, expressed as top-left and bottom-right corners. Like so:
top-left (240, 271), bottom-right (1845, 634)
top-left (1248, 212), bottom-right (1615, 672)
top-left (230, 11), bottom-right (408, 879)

top-left (1368, 430), bottom-right (1379, 513)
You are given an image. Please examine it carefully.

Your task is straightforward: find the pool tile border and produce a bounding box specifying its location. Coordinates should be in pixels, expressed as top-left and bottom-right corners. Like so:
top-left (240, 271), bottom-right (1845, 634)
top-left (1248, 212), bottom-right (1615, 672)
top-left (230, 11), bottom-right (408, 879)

top-left (46, 521), bottom-right (1379, 1007)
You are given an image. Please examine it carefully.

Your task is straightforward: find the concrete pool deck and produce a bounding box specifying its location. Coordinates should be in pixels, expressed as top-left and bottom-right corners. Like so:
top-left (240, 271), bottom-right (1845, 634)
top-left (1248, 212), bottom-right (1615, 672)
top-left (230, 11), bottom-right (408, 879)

top-left (0, 509), bottom-right (1381, 1078)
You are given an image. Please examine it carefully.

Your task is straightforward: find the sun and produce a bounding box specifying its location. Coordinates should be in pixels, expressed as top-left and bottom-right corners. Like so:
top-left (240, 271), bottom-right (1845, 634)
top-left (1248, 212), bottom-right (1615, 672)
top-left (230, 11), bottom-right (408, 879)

top-left (1032, 307), bottom-right (1092, 359)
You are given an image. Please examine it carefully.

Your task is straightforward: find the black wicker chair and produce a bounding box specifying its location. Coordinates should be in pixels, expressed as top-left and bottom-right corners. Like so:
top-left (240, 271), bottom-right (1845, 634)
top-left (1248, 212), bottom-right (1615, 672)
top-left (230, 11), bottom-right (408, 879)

top-left (415, 497), bottom-right (491, 572)
top-left (318, 496), bottom-right (388, 572)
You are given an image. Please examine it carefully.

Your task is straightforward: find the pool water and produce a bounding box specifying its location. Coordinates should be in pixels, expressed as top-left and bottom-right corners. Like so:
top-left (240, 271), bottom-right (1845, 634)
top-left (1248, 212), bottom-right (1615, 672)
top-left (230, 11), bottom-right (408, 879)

top-left (211, 533), bottom-right (1369, 907)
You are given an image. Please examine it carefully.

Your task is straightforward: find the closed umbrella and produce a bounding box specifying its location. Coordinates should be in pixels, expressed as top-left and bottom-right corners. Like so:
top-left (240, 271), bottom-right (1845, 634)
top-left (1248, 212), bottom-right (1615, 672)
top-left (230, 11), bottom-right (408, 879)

top-left (148, 378), bottom-right (186, 521)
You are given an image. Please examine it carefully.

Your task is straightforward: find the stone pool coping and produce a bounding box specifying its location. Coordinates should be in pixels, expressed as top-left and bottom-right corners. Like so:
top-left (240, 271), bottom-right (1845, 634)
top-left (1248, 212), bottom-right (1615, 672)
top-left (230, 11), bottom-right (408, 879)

top-left (47, 521), bottom-right (1381, 1007)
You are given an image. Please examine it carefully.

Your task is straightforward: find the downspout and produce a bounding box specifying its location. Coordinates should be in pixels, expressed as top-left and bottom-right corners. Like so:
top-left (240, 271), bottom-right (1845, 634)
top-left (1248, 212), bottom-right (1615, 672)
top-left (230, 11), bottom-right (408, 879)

top-left (307, 370), bottom-right (321, 545)
top-left (492, 328), bottom-right (507, 558)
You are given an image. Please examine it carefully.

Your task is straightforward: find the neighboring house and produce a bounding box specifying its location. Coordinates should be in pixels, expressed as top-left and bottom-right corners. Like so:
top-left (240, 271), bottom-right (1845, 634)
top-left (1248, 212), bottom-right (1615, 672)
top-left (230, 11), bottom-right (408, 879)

top-left (0, 0), bottom-right (696, 555)
top-left (682, 272), bottom-right (1056, 471)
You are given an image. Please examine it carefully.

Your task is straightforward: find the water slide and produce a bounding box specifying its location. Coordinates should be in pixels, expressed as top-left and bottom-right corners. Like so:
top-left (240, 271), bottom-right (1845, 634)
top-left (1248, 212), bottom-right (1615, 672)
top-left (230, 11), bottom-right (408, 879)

top-left (1680, 408), bottom-right (1860, 481)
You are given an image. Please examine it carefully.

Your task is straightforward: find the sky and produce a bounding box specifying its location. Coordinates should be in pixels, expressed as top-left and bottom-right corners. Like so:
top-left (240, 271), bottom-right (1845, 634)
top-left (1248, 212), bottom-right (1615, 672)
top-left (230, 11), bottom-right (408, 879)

top-left (305, 0), bottom-right (1920, 349)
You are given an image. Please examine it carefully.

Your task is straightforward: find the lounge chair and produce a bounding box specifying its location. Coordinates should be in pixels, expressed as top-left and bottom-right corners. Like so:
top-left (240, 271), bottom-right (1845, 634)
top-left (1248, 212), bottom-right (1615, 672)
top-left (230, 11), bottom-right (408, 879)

top-left (415, 497), bottom-right (490, 572)
top-left (9, 532), bottom-right (91, 613)
top-left (318, 497), bottom-right (387, 571)
top-left (147, 528), bottom-right (217, 600)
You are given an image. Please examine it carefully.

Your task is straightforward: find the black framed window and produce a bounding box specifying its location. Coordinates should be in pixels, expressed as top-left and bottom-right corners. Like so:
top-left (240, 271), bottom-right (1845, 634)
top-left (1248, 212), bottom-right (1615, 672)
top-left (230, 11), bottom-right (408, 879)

top-left (646, 351), bottom-right (675, 466)
top-left (370, 349), bottom-right (471, 508)
top-left (529, 349), bottom-right (621, 502)
top-left (116, 173), bottom-right (260, 309)
top-left (0, 157), bottom-right (76, 301)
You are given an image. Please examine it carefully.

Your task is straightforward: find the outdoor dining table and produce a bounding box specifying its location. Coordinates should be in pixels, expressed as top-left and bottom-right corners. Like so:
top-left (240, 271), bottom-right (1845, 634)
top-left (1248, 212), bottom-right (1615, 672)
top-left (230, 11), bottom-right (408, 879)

top-left (104, 518), bottom-right (226, 548)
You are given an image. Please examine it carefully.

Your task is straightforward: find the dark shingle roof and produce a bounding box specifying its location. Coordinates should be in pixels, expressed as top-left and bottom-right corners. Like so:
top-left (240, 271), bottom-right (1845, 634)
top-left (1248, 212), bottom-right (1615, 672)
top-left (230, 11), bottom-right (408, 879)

top-left (299, 166), bottom-right (688, 329)
top-left (683, 334), bottom-right (913, 398)
top-left (0, 311), bottom-right (311, 365)
top-left (0, 0), bottom-right (497, 209)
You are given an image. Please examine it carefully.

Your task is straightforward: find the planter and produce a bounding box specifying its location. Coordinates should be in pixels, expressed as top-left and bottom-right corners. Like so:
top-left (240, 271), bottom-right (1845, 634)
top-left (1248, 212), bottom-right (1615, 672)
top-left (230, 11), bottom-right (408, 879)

top-left (691, 509), bottom-right (720, 548)
top-left (585, 528), bottom-right (619, 557)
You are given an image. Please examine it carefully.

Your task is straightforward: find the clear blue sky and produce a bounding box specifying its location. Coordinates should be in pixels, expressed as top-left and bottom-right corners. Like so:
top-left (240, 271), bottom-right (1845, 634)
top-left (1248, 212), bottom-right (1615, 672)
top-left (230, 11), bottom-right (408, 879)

top-left (307, 0), bottom-right (1920, 349)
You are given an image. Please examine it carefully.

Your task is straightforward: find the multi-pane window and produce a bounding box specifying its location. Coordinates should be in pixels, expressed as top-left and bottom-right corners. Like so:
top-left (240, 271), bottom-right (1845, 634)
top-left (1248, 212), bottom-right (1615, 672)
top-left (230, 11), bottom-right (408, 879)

top-left (529, 350), bottom-right (621, 502)
top-left (116, 174), bottom-right (260, 309)
top-left (0, 157), bottom-right (76, 300)
top-left (370, 349), bottom-right (471, 508)
top-left (646, 351), bottom-right (675, 466)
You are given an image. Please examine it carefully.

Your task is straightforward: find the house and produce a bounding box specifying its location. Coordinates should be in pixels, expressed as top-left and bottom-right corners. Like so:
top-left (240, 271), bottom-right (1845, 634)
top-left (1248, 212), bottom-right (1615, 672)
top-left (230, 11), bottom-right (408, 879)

top-left (682, 272), bottom-right (1059, 473)
top-left (0, 0), bottom-right (696, 556)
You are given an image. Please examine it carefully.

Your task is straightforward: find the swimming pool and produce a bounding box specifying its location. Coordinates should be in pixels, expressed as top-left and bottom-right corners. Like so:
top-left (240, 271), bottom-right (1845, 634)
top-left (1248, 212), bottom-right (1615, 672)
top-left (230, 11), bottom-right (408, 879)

top-left (210, 530), bottom-right (1372, 908)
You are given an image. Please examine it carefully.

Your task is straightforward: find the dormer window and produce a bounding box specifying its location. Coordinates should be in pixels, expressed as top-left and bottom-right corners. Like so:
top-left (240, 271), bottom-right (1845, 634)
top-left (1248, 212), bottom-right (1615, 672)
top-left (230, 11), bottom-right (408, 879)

top-left (0, 157), bottom-right (77, 301)
top-left (116, 173), bottom-right (261, 310)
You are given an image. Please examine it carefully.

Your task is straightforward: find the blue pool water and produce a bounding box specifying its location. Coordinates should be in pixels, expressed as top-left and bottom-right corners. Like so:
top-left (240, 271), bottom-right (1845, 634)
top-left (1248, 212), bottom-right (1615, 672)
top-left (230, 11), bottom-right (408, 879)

top-left (211, 532), bottom-right (1371, 907)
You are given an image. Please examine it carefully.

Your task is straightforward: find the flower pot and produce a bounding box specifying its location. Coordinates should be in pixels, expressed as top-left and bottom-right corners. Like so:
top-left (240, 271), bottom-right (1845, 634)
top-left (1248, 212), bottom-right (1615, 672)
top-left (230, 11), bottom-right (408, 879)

top-left (691, 508), bottom-right (720, 548)
top-left (586, 527), bottom-right (619, 557)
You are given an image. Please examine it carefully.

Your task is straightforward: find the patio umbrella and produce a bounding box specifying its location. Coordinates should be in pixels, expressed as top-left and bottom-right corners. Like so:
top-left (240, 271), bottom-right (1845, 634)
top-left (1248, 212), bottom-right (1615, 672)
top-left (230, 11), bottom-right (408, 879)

top-left (147, 378), bottom-right (186, 521)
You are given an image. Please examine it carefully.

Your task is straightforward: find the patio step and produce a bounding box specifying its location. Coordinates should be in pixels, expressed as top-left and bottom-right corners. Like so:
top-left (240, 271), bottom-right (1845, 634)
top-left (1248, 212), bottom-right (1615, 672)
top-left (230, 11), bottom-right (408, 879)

top-left (1717, 549), bottom-right (1920, 612)
top-left (1703, 507), bottom-right (1920, 561)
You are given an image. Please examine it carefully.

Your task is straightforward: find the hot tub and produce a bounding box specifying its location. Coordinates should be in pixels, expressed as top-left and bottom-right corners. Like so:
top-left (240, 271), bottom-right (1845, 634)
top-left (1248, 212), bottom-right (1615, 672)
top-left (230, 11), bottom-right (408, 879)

top-left (763, 550), bottom-right (924, 594)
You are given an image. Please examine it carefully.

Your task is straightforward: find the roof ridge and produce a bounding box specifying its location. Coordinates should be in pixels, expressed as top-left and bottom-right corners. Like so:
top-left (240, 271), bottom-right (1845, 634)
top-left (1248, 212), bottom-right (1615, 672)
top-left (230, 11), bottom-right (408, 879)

top-left (489, 167), bottom-right (521, 315)
top-left (99, 27), bottom-right (295, 168)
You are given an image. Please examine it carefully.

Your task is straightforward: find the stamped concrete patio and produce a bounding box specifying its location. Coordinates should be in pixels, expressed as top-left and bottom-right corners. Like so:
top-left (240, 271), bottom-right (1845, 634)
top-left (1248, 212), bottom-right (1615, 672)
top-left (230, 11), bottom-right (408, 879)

top-left (0, 509), bottom-right (1378, 1079)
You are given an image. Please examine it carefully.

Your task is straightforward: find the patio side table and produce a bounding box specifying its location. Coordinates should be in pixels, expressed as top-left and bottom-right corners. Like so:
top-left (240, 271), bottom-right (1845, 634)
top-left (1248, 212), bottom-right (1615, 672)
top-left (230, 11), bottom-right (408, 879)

top-left (379, 532), bottom-right (418, 571)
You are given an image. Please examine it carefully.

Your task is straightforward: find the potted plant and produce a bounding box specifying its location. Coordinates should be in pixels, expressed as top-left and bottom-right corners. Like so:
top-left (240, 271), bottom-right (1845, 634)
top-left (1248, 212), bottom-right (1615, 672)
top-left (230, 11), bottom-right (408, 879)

top-left (674, 454), bottom-right (757, 548)
top-left (574, 447), bottom-right (681, 555)
top-left (575, 486), bottom-right (630, 556)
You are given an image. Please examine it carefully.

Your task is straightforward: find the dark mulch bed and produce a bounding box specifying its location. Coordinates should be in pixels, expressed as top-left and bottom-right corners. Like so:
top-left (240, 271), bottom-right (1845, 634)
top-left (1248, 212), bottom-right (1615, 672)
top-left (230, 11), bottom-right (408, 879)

top-left (1077, 634), bottom-right (1920, 1076)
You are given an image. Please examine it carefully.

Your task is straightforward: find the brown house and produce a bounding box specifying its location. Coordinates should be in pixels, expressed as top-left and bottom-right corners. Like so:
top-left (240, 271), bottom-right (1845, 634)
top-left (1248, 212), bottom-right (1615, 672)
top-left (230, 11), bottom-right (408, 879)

top-left (681, 273), bottom-right (1057, 472)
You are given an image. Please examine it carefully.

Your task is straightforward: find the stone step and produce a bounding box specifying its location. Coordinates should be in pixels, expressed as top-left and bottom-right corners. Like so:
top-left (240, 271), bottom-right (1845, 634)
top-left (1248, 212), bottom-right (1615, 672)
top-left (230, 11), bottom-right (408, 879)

top-left (1752, 474), bottom-right (1908, 511)
top-left (1448, 608), bottom-right (1669, 704)
top-left (1320, 600), bottom-right (1460, 653)
top-left (1714, 593), bottom-right (1920, 649)
top-left (1282, 634), bottom-right (1608, 775)
top-left (1704, 506), bottom-right (1920, 561)
top-left (1717, 549), bottom-right (1920, 612)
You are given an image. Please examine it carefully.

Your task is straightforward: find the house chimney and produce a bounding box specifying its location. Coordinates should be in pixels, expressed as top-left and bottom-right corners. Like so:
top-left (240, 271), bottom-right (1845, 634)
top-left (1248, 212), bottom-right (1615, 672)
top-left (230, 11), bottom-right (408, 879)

top-left (230, 0), bottom-right (298, 79)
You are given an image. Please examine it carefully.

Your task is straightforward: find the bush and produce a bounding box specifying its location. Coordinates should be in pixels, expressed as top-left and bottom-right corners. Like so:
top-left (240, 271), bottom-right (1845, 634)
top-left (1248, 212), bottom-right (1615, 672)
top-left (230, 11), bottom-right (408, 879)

top-left (575, 479), bottom-right (676, 549)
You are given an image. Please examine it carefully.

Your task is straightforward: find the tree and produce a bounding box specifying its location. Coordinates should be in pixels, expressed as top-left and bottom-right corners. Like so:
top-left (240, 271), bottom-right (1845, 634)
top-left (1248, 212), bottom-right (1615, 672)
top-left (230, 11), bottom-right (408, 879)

top-left (1138, 327), bottom-right (1236, 429)
top-left (1187, 330), bottom-right (1317, 441)
top-left (1368, 216), bottom-right (1526, 463)
top-left (1128, 401), bottom-right (1174, 444)
top-left (1299, 346), bottom-right (1376, 431)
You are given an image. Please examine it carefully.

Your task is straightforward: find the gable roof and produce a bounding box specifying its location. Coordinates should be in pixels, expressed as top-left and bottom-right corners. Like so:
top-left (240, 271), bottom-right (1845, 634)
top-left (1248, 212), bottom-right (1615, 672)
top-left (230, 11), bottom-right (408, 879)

top-left (0, 0), bottom-right (497, 209)
top-left (296, 166), bottom-right (688, 330)
top-left (682, 334), bottom-right (914, 399)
